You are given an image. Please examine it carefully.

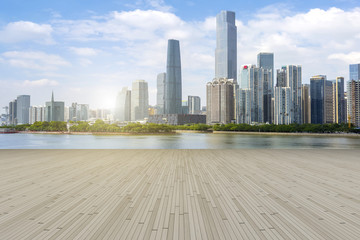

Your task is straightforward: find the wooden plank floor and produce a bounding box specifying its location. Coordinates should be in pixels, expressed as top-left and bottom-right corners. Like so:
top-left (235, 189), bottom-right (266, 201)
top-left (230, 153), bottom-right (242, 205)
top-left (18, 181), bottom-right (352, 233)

top-left (0, 149), bottom-right (359, 240)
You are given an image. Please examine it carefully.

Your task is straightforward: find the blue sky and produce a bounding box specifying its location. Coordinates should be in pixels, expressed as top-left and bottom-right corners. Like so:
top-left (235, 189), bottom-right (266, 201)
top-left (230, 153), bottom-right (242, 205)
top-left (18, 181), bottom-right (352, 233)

top-left (1, 0), bottom-right (360, 114)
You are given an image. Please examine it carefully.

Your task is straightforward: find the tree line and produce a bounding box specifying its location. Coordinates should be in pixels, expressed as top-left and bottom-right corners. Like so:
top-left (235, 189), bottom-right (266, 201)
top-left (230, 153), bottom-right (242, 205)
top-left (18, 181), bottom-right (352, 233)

top-left (1, 121), bottom-right (359, 134)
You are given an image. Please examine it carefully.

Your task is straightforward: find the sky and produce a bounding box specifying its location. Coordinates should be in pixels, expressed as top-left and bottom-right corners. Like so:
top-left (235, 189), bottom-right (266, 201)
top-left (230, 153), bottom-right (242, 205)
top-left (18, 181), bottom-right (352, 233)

top-left (1, 0), bottom-right (360, 114)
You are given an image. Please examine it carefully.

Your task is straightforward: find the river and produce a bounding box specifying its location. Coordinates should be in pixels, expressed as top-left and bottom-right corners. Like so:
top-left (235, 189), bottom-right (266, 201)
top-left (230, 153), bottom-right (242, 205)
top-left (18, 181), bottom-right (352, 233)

top-left (1, 132), bottom-right (359, 149)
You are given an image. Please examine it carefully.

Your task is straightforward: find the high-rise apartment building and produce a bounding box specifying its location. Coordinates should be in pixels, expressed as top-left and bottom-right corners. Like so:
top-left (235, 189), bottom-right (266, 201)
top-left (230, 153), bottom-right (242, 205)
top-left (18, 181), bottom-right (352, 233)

top-left (274, 87), bottom-right (291, 125)
top-left (325, 80), bottom-right (334, 123)
top-left (181, 100), bottom-right (189, 114)
top-left (274, 66), bottom-right (302, 124)
top-left (156, 73), bottom-right (166, 114)
top-left (115, 87), bottom-right (131, 122)
top-left (215, 11), bottom-right (237, 81)
top-left (348, 64), bottom-right (360, 127)
top-left (69, 103), bottom-right (89, 122)
top-left (131, 80), bottom-right (149, 121)
top-left (29, 106), bottom-right (45, 124)
top-left (206, 78), bottom-right (235, 124)
top-left (188, 96), bottom-right (201, 114)
top-left (165, 39), bottom-right (182, 114)
top-left (249, 66), bottom-right (265, 123)
top-left (16, 95), bottom-right (30, 125)
top-left (302, 84), bottom-right (311, 124)
top-left (45, 92), bottom-right (65, 122)
top-left (237, 89), bottom-right (251, 124)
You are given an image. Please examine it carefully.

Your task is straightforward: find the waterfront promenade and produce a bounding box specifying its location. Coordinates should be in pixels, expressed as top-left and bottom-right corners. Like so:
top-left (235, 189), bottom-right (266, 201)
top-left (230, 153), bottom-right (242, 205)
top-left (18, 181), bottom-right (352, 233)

top-left (0, 149), bottom-right (359, 239)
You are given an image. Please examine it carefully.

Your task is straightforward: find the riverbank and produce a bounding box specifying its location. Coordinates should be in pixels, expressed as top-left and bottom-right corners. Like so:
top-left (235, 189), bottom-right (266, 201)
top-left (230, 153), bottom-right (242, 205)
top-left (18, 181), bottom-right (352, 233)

top-left (17, 130), bottom-right (360, 137)
top-left (213, 130), bottom-right (360, 137)
top-left (20, 131), bottom-right (178, 135)
top-left (1, 149), bottom-right (359, 239)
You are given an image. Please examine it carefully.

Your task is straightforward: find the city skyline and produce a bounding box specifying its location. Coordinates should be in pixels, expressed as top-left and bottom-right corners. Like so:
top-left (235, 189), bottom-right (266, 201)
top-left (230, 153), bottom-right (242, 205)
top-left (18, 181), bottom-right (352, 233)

top-left (1, 1), bottom-right (360, 114)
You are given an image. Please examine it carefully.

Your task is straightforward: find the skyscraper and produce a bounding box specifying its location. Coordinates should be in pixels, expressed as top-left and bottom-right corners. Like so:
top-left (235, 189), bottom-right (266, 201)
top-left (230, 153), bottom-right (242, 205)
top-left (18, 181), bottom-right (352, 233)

top-left (258, 53), bottom-right (274, 123)
top-left (348, 64), bottom-right (360, 127)
top-left (131, 80), bottom-right (149, 121)
top-left (16, 95), bottom-right (30, 125)
top-left (310, 75), bottom-right (326, 124)
top-left (45, 92), bottom-right (65, 122)
top-left (156, 73), bottom-right (166, 114)
top-left (215, 10), bottom-right (237, 81)
top-left (249, 66), bottom-right (265, 123)
top-left (165, 39), bottom-right (182, 114)
top-left (115, 87), bottom-right (131, 122)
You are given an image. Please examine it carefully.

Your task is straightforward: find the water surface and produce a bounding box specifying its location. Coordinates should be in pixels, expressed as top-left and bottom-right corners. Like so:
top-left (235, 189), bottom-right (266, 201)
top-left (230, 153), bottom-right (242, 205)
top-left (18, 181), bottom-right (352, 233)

top-left (1, 133), bottom-right (359, 149)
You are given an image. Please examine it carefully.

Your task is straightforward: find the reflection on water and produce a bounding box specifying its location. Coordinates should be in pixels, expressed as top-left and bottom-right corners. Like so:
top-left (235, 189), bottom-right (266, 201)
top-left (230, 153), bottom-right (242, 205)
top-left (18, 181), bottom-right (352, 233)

top-left (0, 133), bottom-right (359, 149)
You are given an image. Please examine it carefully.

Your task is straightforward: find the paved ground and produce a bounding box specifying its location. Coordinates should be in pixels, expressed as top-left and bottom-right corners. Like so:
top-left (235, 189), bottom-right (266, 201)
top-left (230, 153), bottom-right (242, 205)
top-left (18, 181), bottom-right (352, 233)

top-left (0, 150), bottom-right (359, 239)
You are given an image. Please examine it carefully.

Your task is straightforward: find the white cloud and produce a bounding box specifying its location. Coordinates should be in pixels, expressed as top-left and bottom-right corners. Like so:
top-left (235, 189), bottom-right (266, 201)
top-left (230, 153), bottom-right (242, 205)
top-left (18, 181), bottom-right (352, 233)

top-left (0, 21), bottom-right (54, 44)
top-left (22, 79), bottom-right (59, 87)
top-left (328, 52), bottom-right (360, 63)
top-left (69, 47), bottom-right (98, 56)
top-left (2, 51), bottom-right (69, 71)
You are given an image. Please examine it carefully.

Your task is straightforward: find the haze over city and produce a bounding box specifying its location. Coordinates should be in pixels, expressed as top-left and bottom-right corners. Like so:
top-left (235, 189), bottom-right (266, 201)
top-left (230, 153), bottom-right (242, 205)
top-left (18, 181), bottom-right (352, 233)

top-left (1, 0), bottom-right (360, 112)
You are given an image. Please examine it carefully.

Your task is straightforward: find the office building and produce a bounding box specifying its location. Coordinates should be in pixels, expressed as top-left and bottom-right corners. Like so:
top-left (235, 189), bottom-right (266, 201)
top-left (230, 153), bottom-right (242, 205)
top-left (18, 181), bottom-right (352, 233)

top-left (188, 96), bottom-right (201, 114)
top-left (215, 10), bottom-right (237, 81)
top-left (45, 92), bottom-right (65, 122)
top-left (237, 89), bottom-right (251, 124)
top-left (115, 87), bottom-right (131, 122)
top-left (325, 80), bottom-right (334, 123)
top-left (156, 73), bottom-right (166, 114)
top-left (131, 80), bottom-right (149, 121)
top-left (182, 100), bottom-right (189, 114)
top-left (206, 78), bottom-right (235, 124)
top-left (165, 39), bottom-right (182, 114)
top-left (257, 53), bottom-right (274, 123)
top-left (310, 75), bottom-right (326, 124)
top-left (16, 95), bottom-right (30, 125)
top-left (302, 84), bottom-right (311, 124)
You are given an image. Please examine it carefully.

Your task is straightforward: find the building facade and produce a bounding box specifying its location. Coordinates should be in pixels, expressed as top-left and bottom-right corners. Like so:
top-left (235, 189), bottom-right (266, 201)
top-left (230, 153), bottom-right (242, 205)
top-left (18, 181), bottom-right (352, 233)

top-left (131, 80), bottom-right (149, 121)
top-left (156, 72), bottom-right (166, 114)
top-left (16, 95), bottom-right (30, 125)
top-left (188, 96), bottom-right (201, 114)
top-left (301, 84), bottom-right (311, 124)
top-left (215, 10), bottom-right (237, 81)
top-left (310, 75), bottom-right (326, 124)
top-left (348, 64), bottom-right (360, 127)
top-left (115, 87), bottom-right (131, 122)
top-left (206, 78), bottom-right (235, 124)
top-left (9, 99), bottom-right (17, 125)
top-left (45, 92), bottom-right (65, 122)
top-left (165, 39), bottom-right (182, 114)
top-left (274, 87), bottom-right (291, 125)
top-left (333, 77), bottom-right (346, 124)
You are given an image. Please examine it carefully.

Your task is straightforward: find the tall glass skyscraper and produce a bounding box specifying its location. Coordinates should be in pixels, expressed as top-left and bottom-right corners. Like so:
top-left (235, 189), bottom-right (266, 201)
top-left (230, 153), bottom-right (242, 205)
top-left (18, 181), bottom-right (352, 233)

top-left (349, 63), bottom-right (360, 81)
top-left (257, 53), bottom-right (274, 75)
top-left (165, 39), bottom-right (182, 114)
top-left (310, 75), bottom-right (326, 124)
top-left (215, 11), bottom-right (237, 81)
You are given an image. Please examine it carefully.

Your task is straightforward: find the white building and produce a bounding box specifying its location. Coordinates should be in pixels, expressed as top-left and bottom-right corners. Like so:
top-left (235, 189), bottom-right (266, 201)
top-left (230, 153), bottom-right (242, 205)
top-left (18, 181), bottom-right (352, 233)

top-left (131, 80), bottom-right (149, 121)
